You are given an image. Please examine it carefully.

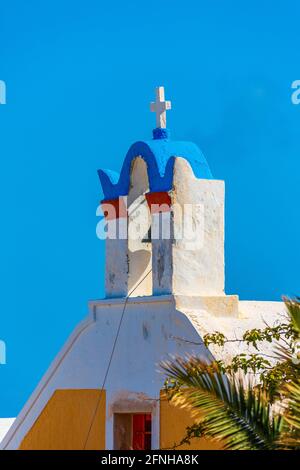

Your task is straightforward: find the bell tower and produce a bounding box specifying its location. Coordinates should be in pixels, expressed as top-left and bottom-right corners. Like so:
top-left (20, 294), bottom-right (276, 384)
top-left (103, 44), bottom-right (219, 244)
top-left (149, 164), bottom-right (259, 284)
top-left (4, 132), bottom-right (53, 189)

top-left (98, 87), bottom-right (238, 316)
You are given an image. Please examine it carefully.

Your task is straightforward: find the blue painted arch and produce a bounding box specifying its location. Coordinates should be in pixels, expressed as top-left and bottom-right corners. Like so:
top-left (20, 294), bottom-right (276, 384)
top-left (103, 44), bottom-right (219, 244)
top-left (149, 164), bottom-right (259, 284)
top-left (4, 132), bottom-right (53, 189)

top-left (98, 138), bottom-right (212, 201)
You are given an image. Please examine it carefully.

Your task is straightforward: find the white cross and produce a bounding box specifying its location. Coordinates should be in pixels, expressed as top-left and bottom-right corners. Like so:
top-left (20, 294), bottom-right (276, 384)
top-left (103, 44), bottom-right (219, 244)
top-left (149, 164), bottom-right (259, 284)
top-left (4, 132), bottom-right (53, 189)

top-left (150, 86), bottom-right (171, 129)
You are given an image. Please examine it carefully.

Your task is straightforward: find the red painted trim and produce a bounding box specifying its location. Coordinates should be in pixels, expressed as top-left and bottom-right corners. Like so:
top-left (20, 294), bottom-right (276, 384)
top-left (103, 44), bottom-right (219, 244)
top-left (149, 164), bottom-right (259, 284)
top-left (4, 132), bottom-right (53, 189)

top-left (145, 192), bottom-right (171, 214)
top-left (101, 197), bottom-right (127, 220)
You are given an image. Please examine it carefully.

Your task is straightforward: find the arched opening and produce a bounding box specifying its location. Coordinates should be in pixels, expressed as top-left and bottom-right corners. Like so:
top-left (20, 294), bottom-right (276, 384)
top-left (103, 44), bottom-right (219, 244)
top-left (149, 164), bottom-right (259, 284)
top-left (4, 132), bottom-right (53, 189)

top-left (127, 157), bottom-right (152, 296)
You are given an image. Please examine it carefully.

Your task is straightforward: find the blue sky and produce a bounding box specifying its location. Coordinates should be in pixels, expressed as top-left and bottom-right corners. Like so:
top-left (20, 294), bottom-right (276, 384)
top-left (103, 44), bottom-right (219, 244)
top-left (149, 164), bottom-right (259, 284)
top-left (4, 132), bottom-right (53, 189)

top-left (0, 1), bottom-right (299, 416)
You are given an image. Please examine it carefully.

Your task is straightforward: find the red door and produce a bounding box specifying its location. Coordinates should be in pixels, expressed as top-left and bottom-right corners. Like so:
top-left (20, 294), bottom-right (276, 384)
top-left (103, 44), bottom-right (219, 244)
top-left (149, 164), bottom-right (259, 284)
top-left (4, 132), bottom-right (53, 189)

top-left (132, 414), bottom-right (151, 450)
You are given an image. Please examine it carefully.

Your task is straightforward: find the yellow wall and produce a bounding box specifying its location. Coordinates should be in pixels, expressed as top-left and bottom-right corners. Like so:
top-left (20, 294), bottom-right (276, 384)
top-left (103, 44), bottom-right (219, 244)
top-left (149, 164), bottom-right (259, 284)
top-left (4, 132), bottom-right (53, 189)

top-left (20, 389), bottom-right (105, 450)
top-left (20, 388), bottom-right (221, 450)
top-left (160, 391), bottom-right (222, 450)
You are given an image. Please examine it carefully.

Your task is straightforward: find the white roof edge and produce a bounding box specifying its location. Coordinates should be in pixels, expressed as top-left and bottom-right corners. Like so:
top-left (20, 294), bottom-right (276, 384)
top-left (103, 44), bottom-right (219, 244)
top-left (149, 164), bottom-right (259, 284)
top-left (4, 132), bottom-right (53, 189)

top-left (0, 418), bottom-right (15, 443)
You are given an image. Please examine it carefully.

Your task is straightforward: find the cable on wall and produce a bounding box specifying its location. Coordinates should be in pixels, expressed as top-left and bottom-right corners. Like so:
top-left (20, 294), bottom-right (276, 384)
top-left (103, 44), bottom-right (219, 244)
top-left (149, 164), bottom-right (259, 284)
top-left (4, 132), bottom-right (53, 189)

top-left (82, 268), bottom-right (153, 449)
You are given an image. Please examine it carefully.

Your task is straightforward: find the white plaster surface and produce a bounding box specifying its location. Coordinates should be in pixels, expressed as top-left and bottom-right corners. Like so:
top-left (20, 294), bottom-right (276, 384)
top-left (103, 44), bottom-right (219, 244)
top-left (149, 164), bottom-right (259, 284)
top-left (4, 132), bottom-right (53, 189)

top-left (0, 419), bottom-right (15, 443)
top-left (127, 158), bottom-right (152, 296)
top-left (1, 153), bottom-right (287, 450)
top-left (172, 158), bottom-right (225, 296)
top-left (106, 155), bottom-right (227, 299)
top-left (1, 296), bottom-right (286, 450)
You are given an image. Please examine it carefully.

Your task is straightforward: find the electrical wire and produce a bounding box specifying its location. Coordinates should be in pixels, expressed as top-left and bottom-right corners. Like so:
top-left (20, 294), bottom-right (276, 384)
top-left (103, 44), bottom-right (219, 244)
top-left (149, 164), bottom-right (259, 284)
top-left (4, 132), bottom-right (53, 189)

top-left (82, 268), bottom-right (153, 449)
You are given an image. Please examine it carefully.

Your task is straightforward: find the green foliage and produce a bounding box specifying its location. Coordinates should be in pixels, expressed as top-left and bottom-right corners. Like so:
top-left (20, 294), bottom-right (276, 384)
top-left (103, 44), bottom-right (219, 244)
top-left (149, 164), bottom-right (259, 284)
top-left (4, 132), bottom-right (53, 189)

top-left (165, 423), bottom-right (206, 450)
top-left (217, 354), bottom-right (271, 374)
top-left (202, 307), bottom-right (299, 397)
top-left (203, 332), bottom-right (226, 347)
top-left (261, 360), bottom-right (299, 401)
top-left (162, 358), bottom-right (283, 450)
top-left (162, 297), bottom-right (300, 450)
top-left (285, 380), bottom-right (300, 430)
top-left (203, 323), bottom-right (297, 351)
top-left (284, 297), bottom-right (300, 334)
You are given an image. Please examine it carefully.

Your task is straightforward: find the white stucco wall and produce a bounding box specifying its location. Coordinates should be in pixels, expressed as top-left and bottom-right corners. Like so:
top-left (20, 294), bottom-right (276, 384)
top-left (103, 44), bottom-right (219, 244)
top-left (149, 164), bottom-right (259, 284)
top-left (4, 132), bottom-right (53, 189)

top-left (1, 295), bottom-right (285, 450)
top-left (171, 158), bottom-right (225, 296)
top-left (105, 155), bottom-right (226, 299)
top-left (1, 150), bottom-right (288, 450)
top-left (1, 296), bottom-right (211, 449)
top-left (0, 419), bottom-right (15, 444)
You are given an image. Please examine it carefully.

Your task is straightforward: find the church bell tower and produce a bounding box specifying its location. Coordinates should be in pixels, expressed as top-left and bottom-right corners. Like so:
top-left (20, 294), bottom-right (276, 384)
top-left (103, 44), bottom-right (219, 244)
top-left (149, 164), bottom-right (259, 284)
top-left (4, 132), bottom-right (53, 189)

top-left (98, 87), bottom-right (237, 315)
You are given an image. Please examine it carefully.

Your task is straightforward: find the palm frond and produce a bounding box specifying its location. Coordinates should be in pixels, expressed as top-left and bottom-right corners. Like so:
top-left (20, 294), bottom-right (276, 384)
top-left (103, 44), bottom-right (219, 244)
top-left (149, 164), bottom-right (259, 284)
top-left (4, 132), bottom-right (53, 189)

top-left (161, 357), bottom-right (283, 450)
top-left (283, 296), bottom-right (300, 335)
top-left (278, 379), bottom-right (300, 449)
top-left (285, 380), bottom-right (300, 430)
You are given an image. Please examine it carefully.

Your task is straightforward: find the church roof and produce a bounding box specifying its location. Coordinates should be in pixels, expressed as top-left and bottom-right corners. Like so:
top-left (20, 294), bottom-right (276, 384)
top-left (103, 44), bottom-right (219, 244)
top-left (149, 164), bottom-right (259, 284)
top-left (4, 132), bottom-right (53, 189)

top-left (98, 132), bottom-right (213, 201)
top-left (0, 418), bottom-right (15, 443)
top-left (180, 300), bottom-right (286, 366)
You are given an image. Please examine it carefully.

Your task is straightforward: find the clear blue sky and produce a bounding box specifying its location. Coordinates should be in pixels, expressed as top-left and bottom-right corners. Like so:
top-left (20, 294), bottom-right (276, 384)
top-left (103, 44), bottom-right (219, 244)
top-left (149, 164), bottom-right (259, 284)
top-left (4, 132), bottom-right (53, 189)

top-left (0, 1), bottom-right (299, 416)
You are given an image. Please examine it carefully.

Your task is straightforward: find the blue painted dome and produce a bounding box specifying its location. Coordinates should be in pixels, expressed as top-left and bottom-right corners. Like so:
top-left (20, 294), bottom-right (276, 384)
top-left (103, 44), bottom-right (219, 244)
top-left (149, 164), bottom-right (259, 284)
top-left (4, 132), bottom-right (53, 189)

top-left (98, 130), bottom-right (212, 201)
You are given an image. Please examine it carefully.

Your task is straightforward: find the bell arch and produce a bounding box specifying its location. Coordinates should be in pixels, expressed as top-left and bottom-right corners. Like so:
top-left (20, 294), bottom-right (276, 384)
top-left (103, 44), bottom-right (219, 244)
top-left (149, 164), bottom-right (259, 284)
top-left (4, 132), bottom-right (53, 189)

top-left (127, 157), bottom-right (152, 296)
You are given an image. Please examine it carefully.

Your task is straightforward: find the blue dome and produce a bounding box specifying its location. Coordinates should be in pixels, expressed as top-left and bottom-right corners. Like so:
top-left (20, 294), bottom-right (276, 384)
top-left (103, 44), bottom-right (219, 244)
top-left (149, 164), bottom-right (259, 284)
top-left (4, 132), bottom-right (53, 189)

top-left (98, 134), bottom-right (212, 201)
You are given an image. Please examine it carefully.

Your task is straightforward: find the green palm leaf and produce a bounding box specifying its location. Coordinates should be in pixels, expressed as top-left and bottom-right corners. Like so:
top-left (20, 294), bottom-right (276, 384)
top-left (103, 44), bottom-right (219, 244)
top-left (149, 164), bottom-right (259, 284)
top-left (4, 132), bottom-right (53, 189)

top-left (285, 380), bottom-right (300, 430)
top-left (161, 357), bottom-right (283, 450)
top-left (283, 296), bottom-right (300, 334)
